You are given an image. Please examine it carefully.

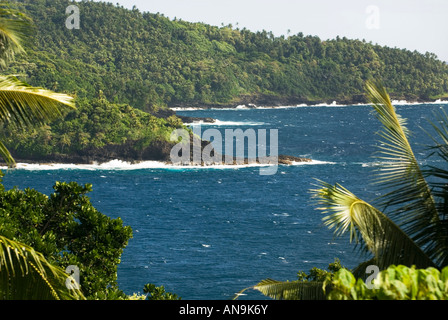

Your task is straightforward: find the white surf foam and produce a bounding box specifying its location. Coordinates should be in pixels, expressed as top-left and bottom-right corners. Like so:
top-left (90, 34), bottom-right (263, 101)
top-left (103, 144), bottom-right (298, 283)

top-left (290, 159), bottom-right (336, 166)
top-left (0, 160), bottom-right (173, 171)
top-left (184, 119), bottom-right (266, 126)
top-left (173, 100), bottom-right (448, 112)
top-left (1, 158), bottom-right (336, 171)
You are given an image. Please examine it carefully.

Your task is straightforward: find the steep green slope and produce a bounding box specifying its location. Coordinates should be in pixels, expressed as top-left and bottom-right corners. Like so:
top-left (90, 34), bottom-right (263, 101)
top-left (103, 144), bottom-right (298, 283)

top-left (0, 95), bottom-right (185, 163)
top-left (7, 0), bottom-right (448, 112)
top-left (3, 0), bottom-right (448, 164)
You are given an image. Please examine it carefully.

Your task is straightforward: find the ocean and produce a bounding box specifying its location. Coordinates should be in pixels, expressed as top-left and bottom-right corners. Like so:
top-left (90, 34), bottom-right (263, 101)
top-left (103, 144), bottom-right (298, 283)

top-left (2, 101), bottom-right (447, 299)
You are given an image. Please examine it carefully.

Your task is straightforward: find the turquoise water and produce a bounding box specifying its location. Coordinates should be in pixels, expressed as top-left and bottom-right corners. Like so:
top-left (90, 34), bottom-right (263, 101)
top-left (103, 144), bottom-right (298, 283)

top-left (2, 103), bottom-right (446, 299)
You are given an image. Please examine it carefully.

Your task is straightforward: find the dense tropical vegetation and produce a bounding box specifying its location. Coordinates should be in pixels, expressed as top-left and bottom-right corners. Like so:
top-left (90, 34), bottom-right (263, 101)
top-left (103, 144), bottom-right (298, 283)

top-left (0, 95), bottom-right (184, 163)
top-left (2, 0), bottom-right (448, 300)
top-left (0, 2), bottom-right (83, 299)
top-left (6, 0), bottom-right (448, 114)
top-left (0, 1), bottom-right (178, 300)
top-left (325, 265), bottom-right (448, 300)
top-left (1, 0), bottom-right (446, 162)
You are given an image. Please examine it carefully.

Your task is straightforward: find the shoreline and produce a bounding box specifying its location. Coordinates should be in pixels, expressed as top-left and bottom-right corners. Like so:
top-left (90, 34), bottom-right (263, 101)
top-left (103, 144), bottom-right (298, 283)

top-left (171, 98), bottom-right (448, 111)
top-left (5, 98), bottom-right (447, 171)
top-left (0, 155), bottom-right (314, 170)
top-left (0, 155), bottom-right (315, 171)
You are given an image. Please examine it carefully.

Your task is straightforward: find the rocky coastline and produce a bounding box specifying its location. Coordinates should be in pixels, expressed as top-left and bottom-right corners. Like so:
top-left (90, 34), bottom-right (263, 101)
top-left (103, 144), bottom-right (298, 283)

top-left (167, 93), bottom-right (448, 110)
top-left (3, 140), bottom-right (312, 168)
top-left (6, 92), bottom-right (446, 168)
top-left (169, 94), bottom-right (367, 110)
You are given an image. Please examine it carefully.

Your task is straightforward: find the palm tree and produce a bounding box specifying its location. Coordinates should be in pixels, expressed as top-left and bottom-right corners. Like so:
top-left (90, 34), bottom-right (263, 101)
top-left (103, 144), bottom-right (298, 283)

top-left (0, 4), bottom-right (83, 299)
top-left (0, 4), bottom-right (75, 167)
top-left (0, 3), bottom-right (31, 69)
top-left (0, 235), bottom-right (84, 300)
top-left (239, 80), bottom-right (448, 300)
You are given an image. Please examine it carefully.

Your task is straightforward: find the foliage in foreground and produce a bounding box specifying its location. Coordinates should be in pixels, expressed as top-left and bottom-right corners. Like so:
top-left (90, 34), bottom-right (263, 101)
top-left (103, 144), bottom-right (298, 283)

top-left (92, 283), bottom-right (181, 300)
top-left (0, 178), bottom-right (133, 298)
top-left (241, 80), bottom-right (448, 300)
top-left (0, 175), bottom-right (183, 300)
top-left (143, 283), bottom-right (181, 300)
top-left (236, 259), bottom-right (343, 300)
top-left (0, 234), bottom-right (84, 300)
top-left (314, 80), bottom-right (448, 270)
top-left (326, 265), bottom-right (448, 300)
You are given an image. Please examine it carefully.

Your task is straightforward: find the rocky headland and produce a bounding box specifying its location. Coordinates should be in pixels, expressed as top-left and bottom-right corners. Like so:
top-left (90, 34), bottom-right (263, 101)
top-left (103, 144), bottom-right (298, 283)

top-left (4, 138), bottom-right (311, 168)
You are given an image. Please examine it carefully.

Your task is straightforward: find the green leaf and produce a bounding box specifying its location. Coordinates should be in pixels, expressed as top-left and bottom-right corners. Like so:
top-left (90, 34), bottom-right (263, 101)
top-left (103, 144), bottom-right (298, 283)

top-left (0, 4), bottom-right (33, 69)
top-left (0, 75), bottom-right (75, 166)
top-left (365, 80), bottom-right (442, 265)
top-left (313, 180), bottom-right (435, 270)
top-left (0, 75), bottom-right (75, 127)
top-left (236, 278), bottom-right (327, 300)
top-left (0, 235), bottom-right (84, 300)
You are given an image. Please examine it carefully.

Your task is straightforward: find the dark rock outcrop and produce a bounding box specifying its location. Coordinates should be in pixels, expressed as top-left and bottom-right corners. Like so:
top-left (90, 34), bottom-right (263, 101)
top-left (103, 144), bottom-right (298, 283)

top-left (168, 94), bottom-right (370, 110)
top-left (6, 139), bottom-right (311, 167)
top-left (151, 107), bottom-right (215, 124)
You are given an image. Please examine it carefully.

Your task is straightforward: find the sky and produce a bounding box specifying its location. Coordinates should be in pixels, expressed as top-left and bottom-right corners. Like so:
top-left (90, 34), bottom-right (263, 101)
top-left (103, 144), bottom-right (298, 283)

top-left (91, 0), bottom-right (448, 61)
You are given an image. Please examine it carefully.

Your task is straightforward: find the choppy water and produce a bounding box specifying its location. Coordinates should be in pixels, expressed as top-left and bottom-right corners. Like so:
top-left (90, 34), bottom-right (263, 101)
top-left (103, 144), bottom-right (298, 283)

top-left (2, 102), bottom-right (447, 299)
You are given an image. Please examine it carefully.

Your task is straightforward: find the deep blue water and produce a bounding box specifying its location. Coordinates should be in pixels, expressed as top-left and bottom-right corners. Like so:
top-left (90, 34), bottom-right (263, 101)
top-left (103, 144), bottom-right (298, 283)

top-left (2, 103), bottom-right (447, 299)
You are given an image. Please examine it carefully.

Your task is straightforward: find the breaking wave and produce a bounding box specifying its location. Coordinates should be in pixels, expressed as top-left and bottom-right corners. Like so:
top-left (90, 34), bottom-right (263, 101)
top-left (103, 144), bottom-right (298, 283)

top-left (1, 158), bottom-right (336, 171)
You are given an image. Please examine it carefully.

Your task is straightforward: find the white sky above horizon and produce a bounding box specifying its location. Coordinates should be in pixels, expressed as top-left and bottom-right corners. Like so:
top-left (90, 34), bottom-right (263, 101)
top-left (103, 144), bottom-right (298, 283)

top-left (90, 0), bottom-right (448, 61)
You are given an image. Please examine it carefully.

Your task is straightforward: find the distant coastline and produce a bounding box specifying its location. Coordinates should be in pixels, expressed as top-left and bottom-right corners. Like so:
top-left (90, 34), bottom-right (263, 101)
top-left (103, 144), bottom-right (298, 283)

top-left (5, 98), bottom-right (448, 169)
top-left (170, 95), bottom-right (448, 111)
top-left (0, 155), bottom-right (313, 171)
top-left (3, 138), bottom-right (311, 168)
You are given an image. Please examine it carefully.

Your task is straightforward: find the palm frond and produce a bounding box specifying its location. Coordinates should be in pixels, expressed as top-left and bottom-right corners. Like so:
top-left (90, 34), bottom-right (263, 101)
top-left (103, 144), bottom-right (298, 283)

top-left (0, 75), bottom-right (75, 166)
top-left (0, 75), bottom-right (75, 127)
top-left (236, 278), bottom-right (327, 300)
top-left (0, 4), bottom-right (33, 68)
top-left (313, 180), bottom-right (436, 270)
top-left (0, 139), bottom-right (13, 166)
top-left (0, 235), bottom-right (84, 300)
top-left (364, 80), bottom-right (443, 265)
top-left (419, 110), bottom-right (448, 266)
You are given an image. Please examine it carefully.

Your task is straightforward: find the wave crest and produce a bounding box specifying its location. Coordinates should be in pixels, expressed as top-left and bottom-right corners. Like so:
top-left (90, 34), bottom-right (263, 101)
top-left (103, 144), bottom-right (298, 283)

top-left (1, 158), bottom-right (335, 171)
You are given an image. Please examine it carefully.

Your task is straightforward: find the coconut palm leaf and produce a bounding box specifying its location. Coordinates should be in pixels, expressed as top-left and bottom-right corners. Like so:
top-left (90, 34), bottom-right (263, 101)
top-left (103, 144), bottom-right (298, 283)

top-left (0, 139), bottom-right (13, 165)
top-left (235, 278), bottom-right (327, 300)
top-left (245, 81), bottom-right (448, 300)
top-left (420, 110), bottom-right (448, 266)
top-left (313, 180), bottom-right (436, 270)
top-left (364, 80), bottom-right (445, 266)
top-left (0, 4), bottom-right (32, 69)
top-left (0, 75), bottom-right (75, 166)
top-left (0, 75), bottom-right (75, 127)
top-left (0, 235), bottom-right (85, 300)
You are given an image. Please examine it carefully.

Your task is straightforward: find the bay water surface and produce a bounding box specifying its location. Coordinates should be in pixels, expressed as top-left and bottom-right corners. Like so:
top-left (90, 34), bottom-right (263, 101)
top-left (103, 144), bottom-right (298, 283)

top-left (2, 102), bottom-right (447, 299)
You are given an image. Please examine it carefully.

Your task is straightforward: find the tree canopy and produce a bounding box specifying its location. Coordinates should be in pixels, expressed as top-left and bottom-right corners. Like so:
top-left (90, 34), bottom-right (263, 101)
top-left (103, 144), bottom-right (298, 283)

top-left (6, 0), bottom-right (448, 112)
top-left (0, 95), bottom-right (184, 163)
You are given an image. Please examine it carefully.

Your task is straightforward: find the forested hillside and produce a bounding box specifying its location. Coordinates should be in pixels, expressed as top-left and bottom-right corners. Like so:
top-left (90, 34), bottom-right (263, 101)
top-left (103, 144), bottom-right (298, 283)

top-left (1, 96), bottom-right (185, 163)
top-left (7, 0), bottom-right (448, 112)
top-left (2, 0), bottom-right (448, 164)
